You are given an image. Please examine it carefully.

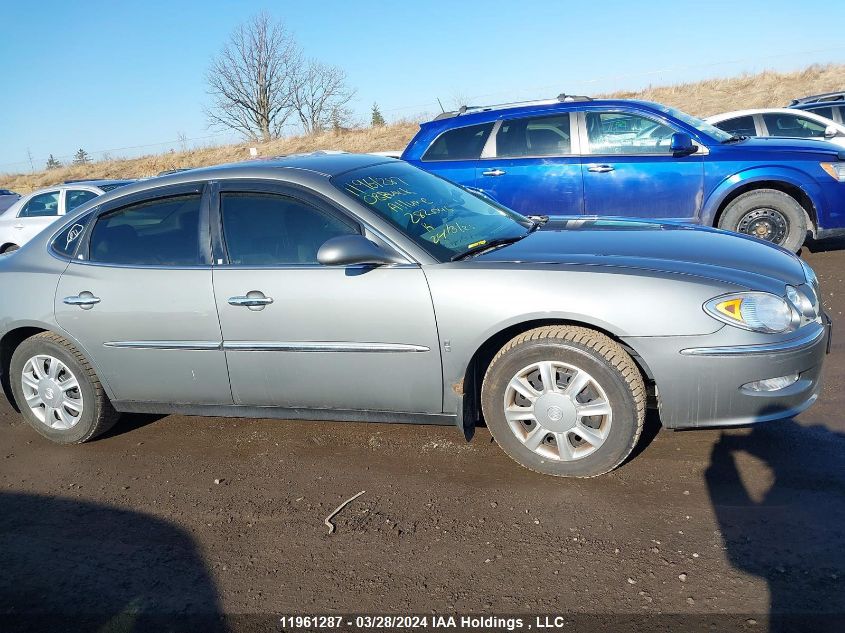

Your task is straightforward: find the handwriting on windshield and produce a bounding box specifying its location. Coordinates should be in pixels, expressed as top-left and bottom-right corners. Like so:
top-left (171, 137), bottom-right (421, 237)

top-left (345, 174), bottom-right (478, 247)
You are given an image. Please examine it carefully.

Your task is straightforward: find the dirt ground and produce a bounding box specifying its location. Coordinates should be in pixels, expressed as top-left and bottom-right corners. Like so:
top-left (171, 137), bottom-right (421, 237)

top-left (1, 240), bottom-right (844, 631)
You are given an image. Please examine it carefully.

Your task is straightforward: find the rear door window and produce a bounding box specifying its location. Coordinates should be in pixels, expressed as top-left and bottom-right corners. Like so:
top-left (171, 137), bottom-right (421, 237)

top-left (88, 194), bottom-right (202, 266)
top-left (496, 114), bottom-right (572, 157)
top-left (422, 123), bottom-right (494, 161)
top-left (713, 115), bottom-right (757, 137)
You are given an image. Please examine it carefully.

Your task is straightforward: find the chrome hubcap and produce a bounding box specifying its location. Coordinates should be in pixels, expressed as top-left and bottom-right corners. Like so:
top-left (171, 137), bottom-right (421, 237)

top-left (504, 361), bottom-right (612, 461)
top-left (21, 355), bottom-right (84, 430)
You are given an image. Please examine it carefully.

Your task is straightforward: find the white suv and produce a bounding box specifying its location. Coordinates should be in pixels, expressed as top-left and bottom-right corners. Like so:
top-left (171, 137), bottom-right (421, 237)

top-left (0, 180), bottom-right (132, 254)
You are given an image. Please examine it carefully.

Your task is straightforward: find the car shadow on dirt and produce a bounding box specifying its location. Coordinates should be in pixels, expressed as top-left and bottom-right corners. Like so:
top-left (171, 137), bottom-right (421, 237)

top-left (705, 416), bottom-right (845, 631)
top-left (802, 235), bottom-right (845, 254)
top-left (0, 492), bottom-right (226, 632)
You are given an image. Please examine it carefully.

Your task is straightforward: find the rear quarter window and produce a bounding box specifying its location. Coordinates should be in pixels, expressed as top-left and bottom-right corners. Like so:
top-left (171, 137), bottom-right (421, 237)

top-left (51, 216), bottom-right (91, 259)
top-left (422, 122), bottom-right (494, 161)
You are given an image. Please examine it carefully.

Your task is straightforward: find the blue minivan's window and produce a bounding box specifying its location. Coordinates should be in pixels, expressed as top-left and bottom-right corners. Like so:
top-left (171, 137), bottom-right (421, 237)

top-left (333, 162), bottom-right (531, 261)
top-left (422, 122), bottom-right (494, 161)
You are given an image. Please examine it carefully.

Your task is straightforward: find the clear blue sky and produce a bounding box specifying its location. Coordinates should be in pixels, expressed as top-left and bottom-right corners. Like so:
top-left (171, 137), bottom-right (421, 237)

top-left (1, 0), bottom-right (844, 172)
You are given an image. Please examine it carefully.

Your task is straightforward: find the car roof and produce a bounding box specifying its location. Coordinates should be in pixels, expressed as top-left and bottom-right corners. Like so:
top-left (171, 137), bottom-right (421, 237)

top-left (168, 151), bottom-right (389, 178)
top-left (65, 152), bottom-right (394, 209)
top-left (420, 99), bottom-right (669, 128)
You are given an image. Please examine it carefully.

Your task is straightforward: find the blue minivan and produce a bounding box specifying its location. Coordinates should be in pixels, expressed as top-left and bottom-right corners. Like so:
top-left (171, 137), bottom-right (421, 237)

top-left (402, 97), bottom-right (845, 252)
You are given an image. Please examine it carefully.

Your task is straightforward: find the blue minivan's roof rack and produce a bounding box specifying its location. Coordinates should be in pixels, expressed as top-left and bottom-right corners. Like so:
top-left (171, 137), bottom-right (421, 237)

top-left (790, 91), bottom-right (845, 105)
top-left (433, 94), bottom-right (593, 120)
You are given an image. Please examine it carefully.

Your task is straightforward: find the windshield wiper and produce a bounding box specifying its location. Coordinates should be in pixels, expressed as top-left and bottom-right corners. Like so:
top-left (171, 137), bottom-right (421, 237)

top-left (451, 233), bottom-right (529, 261)
top-left (722, 134), bottom-right (747, 144)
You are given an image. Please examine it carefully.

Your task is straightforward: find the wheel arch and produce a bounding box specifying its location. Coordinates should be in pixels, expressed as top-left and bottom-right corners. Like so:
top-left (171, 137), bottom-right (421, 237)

top-left (707, 177), bottom-right (819, 237)
top-left (457, 318), bottom-right (653, 436)
top-left (0, 242), bottom-right (19, 254)
top-left (0, 326), bottom-right (48, 411)
top-left (1, 325), bottom-right (114, 411)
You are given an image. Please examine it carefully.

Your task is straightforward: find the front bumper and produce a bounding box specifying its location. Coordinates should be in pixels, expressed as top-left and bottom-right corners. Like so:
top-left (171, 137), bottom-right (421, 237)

top-left (624, 318), bottom-right (830, 429)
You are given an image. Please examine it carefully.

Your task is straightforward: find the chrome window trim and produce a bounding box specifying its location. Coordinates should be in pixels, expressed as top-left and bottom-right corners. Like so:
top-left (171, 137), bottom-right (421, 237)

top-left (223, 342), bottom-right (431, 353)
top-left (679, 325), bottom-right (825, 356)
top-left (480, 120), bottom-right (502, 158)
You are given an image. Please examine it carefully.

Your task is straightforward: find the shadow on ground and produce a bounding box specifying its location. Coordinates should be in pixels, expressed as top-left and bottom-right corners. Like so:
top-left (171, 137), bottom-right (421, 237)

top-left (0, 492), bottom-right (226, 632)
top-left (706, 418), bottom-right (845, 632)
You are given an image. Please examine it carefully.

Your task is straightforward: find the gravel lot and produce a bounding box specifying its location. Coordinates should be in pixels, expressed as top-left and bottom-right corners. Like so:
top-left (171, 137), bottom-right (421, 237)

top-left (1, 240), bottom-right (844, 631)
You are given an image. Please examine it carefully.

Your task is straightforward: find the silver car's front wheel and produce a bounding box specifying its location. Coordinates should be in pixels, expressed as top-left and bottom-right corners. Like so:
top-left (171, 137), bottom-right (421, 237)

top-left (482, 326), bottom-right (645, 478)
top-left (504, 361), bottom-right (612, 462)
top-left (11, 332), bottom-right (118, 444)
top-left (21, 355), bottom-right (84, 430)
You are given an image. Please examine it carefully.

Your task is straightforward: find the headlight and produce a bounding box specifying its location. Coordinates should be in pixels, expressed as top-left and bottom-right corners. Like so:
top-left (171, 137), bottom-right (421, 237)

top-left (820, 162), bottom-right (845, 182)
top-left (704, 292), bottom-right (797, 333)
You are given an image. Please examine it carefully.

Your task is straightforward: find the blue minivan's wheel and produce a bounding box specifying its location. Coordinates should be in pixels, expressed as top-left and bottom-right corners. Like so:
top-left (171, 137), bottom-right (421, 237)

top-left (718, 189), bottom-right (807, 253)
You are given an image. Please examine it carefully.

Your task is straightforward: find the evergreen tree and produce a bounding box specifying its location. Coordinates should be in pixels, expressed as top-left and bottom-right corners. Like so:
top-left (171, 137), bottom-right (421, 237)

top-left (45, 154), bottom-right (62, 170)
top-left (72, 148), bottom-right (91, 165)
top-left (371, 102), bottom-right (385, 127)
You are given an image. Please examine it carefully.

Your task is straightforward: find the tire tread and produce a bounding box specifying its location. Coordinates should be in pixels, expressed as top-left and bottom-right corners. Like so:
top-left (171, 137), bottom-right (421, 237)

top-left (28, 332), bottom-right (118, 443)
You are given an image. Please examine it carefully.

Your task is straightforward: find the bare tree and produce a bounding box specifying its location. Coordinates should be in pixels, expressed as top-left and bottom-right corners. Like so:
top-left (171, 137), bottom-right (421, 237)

top-left (291, 60), bottom-right (356, 135)
top-left (205, 12), bottom-right (301, 142)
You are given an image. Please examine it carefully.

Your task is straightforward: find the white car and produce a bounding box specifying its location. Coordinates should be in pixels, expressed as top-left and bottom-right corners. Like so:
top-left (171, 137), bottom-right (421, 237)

top-left (0, 180), bottom-right (132, 254)
top-left (705, 108), bottom-right (845, 147)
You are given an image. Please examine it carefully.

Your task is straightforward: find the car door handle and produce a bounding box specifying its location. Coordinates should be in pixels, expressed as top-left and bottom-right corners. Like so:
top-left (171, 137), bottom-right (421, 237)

top-left (481, 169), bottom-right (506, 177)
top-left (13, 223), bottom-right (24, 229)
top-left (63, 292), bottom-right (101, 310)
top-left (228, 292), bottom-right (274, 311)
top-left (587, 164), bottom-right (615, 173)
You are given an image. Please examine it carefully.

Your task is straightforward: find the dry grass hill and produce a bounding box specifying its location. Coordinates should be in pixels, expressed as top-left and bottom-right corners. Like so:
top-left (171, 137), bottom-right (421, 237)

top-left (3, 64), bottom-right (843, 193)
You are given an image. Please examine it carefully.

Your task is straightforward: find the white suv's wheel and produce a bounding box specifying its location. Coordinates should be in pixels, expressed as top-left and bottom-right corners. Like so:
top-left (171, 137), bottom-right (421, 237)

top-left (481, 326), bottom-right (645, 477)
top-left (10, 332), bottom-right (118, 444)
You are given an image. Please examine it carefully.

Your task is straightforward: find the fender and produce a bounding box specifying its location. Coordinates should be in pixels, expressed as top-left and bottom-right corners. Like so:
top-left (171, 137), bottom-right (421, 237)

top-left (0, 318), bottom-right (119, 405)
top-left (700, 166), bottom-right (827, 228)
top-left (442, 310), bottom-right (638, 431)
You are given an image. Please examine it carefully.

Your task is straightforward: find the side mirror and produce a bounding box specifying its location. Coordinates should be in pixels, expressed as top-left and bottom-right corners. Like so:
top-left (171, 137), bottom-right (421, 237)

top-left (670, 132), bottom-right (697, 156)
top-left (317, 234), bottom-right (402, 267)
top-left (824, 125), bottom-right (840, 139)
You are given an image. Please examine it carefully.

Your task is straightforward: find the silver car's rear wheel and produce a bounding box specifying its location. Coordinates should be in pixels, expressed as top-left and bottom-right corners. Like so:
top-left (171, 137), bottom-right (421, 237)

top-left (10, 332), bottom-right (118, 444)
top-left (21, 355), bottom-right (84, 430)
top-left (504, 361), bottom-right (612, 462)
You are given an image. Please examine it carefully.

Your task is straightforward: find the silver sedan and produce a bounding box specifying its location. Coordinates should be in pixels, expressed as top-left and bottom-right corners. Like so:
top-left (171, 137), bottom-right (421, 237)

top-left (0, 154), bottom-right (830, 477)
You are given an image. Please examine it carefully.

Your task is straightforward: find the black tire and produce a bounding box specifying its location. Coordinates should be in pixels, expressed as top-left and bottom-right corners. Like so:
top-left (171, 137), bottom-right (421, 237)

top-left (10, 332), bottom-right (118, 444)
top-left (1, 244), bottom-right (19, 254)
top-left (481, 326), bottom-right (645, 478)
top-left (717, 189), bottom-right (808, 253)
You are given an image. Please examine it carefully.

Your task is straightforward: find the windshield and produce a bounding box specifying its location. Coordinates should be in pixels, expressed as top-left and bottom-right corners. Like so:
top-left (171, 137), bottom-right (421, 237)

top-left (649, 103), bottom-right (733, 142)
top-left (332, 162), bottom-right (531, 261)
